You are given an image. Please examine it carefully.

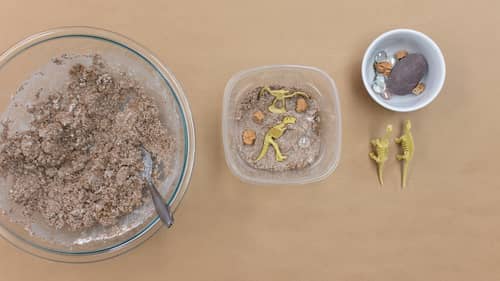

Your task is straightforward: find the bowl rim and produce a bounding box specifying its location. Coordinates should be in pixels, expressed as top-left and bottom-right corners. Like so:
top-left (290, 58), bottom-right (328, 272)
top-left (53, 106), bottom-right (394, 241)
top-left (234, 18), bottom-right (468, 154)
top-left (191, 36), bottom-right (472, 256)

top-left (0, 26), bottom-right (196, 262)
top-left (222, 64), bottom-right (342, 185)
top-left (361, 28), bottom-right (446, 112)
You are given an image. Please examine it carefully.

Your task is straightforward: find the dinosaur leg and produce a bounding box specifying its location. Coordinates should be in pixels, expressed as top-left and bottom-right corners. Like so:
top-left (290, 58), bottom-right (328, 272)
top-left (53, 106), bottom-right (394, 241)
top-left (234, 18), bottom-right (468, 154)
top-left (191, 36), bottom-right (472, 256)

top-left (255, 136), bottom-right (271, 161)
top-left (269, 139), bottom-right (286, 162)
top-left (394, 137), bottom-right (402, 144)
top-left (369, 152), bottom-right (380, 162)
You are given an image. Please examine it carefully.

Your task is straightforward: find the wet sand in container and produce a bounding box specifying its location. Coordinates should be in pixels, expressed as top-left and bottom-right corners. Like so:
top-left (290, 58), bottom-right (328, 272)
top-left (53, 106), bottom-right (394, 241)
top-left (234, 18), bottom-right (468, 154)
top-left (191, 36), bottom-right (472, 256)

top-left (235, 86), bottom-right (321, 172)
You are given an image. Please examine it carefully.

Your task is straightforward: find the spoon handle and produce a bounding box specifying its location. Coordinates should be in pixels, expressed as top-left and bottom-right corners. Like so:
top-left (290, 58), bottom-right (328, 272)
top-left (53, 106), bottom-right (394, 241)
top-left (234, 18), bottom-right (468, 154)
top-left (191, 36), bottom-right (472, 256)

top-left (146, 181), bottom-right (174, 228)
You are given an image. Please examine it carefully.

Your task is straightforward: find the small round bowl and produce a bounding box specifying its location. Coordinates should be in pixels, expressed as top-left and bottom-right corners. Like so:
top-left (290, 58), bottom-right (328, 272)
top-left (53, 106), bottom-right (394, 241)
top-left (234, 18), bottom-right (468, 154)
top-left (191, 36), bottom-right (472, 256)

top-left (0, 27), bottom-right (195, 262)
top-left (361, 29), bottom-right (446, 112)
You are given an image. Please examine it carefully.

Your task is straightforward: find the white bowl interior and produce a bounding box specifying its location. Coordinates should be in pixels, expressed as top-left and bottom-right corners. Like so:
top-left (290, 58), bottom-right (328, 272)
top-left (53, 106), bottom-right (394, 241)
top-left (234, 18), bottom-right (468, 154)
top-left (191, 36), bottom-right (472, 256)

top-left (362, 29), bottom-right (446, 112)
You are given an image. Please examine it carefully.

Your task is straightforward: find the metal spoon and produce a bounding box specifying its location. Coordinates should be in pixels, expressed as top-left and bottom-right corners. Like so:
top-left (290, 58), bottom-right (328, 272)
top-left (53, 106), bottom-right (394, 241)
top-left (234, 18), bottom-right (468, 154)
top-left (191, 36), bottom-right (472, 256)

top-left (141, 147), bottom-right (174, 228)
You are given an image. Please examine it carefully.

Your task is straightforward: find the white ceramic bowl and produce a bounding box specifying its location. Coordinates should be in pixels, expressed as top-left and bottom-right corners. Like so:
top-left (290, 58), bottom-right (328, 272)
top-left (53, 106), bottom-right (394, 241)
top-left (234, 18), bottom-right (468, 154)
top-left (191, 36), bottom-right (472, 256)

top-left (361, 29), bottom-right (446, 112)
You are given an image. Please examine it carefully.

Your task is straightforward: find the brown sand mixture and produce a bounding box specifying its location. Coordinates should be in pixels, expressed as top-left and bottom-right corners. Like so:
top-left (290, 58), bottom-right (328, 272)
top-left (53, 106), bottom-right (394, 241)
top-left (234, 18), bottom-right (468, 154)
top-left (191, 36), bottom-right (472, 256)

top-left (0, 55), bottom-right (173, 231)
top-left (235, 86), bottom-right (321, 172)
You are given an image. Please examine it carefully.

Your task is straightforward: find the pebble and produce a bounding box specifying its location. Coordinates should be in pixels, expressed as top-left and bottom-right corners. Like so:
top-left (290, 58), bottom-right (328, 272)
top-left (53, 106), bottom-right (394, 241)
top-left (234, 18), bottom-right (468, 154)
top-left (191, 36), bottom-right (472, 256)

top-left (412, 82), bottom-right (426, 95)
top-left (387, 53), bottom-right (428, 95)
top-left (380, 90), bottom-right (391, 100)
top-left (296, 98), bottom-right (308, 113)
top-left (372, 73), bottom-right (386, 95)
top-left (375, 74), bottom-right (385, 83)
top-left (298, 136), bottom-right (311, 148)
top-left (252, 110), bottom-right (265, 124)
top-left (395, 50), bottom-right (408, 60)
top-left (390, 56), bottom-right (397, 66)
top-left (374, 51), bottom-right (388, 63)
top-left (242, 129), bottom-right (256, 145)
top-left (375, 61), bottom-right (393, 77)
top-left (372, 82), bottom-right (385, 94)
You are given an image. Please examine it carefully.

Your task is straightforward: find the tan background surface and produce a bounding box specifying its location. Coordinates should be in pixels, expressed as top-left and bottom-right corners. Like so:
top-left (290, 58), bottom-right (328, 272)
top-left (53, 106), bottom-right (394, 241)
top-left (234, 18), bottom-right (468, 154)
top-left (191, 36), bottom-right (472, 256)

top-left (0, 0), bottom-right (499, 280)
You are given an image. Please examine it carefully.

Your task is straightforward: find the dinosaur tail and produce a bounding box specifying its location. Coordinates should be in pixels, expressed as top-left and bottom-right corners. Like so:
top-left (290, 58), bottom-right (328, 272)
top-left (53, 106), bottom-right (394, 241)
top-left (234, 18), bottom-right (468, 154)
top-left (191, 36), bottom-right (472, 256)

top-left (255, 141), bottom-right (269, 162)
top-left (378, 163), bottom-right (384, 186)
top-left (297, 91), bottom-right (310, 99)
top-left (402, 161), bottom-right (409, 188)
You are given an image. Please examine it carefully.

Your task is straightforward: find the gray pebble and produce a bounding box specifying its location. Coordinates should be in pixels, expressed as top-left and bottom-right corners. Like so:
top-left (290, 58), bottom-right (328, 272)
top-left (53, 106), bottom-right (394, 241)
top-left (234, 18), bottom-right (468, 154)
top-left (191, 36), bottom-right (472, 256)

top-left (386, 54), bottom-right (428, 95)
top-left (374, 51), bottom-right (388, 63)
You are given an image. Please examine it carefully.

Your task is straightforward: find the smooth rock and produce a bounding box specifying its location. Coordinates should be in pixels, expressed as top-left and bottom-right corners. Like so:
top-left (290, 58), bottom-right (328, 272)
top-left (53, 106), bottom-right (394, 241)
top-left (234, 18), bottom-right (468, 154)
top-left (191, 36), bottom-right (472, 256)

top-left (374, 51), bottom-right (388, 63)
top-left (381, 90), bottom-right (391, 100)
top-left (375, 74), bottom-right (386, 83)
top-left (372, 81), bottom-right (385, 94)
top-left (298, 136), bottom-right (311, 148)
top-left (386, 54), bottom-right (428, 95)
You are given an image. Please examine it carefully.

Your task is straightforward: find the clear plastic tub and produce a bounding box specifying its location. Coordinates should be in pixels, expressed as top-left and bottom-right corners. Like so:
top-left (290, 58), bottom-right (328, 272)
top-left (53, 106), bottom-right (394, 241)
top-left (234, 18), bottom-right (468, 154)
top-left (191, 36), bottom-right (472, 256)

top-left (222, 65), bottom-right (341, 185)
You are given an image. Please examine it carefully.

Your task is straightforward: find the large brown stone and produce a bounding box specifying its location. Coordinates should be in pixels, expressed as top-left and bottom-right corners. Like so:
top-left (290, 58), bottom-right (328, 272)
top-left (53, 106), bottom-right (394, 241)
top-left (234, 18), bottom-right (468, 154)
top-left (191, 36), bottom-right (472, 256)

top-left (387, 54), bottom-right (428, 95)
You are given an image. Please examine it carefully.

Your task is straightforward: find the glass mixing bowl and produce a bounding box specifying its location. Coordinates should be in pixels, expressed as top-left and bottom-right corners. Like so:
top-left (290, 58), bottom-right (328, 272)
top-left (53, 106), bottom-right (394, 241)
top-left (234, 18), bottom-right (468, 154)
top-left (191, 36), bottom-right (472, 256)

top-left (0, 27), bottom-right (195, 262)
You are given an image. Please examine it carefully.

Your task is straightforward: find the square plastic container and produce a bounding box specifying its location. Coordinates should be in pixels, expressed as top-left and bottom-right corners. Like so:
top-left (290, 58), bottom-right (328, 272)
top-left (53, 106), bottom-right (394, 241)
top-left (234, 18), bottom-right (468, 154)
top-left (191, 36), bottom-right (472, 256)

top-left (222, 65), bottom-right (342, 185)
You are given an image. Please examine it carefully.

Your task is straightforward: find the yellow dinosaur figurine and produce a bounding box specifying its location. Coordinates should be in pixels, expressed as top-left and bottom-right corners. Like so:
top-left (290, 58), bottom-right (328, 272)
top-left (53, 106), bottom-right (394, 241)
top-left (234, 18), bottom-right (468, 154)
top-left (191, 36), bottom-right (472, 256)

top-left (369, 124), bottom-right (393, 185)
top-left (259, 86), bottom-right (309, 114)
top-left (395, 120), bottom-right (414, 188)
top-left (255, 116), bottom-right (297, 162)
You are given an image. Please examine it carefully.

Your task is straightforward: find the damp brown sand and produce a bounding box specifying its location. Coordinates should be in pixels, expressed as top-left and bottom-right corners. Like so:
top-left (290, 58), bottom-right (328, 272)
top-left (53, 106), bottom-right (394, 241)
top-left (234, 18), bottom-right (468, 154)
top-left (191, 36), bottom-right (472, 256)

top-left (235, 86), bottom-right (321, 172)
top-left (0, 55), bottom-right (174, 231)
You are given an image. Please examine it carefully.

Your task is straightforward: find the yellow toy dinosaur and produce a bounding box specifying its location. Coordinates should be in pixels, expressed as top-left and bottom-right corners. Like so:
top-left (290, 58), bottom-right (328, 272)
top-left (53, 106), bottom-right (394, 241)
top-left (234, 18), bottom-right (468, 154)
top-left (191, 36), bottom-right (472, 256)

top-left (395, 120), bottom-right (414, 188)
top-left (369, 124), bottom-right (393, 185)
top-left (255, 116), bottom-right (297, 162)
top-left (259, 86), bottom-right (309, 114)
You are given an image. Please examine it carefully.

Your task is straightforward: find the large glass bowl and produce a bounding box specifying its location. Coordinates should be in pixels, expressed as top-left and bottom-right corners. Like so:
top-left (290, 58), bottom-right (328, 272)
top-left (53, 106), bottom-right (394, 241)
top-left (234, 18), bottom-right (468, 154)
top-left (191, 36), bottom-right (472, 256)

top-left (0, 27), bottom-right (195, 262)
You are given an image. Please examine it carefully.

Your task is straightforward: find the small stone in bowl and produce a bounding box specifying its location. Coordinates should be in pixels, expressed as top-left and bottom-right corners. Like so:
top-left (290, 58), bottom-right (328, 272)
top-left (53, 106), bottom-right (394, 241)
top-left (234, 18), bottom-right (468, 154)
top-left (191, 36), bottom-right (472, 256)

top-left (374, 51), bottom-right (388, 63)
top-left (412, 82), bottom-right (425, 95)
top-left (242, 129), bottom-right (256, 145)
top-left (395, 50), bottom-right (408, 60)
top-left (296, 97), bottom-right (308, 113)
top-left (252, 110), bottom-right (265, 124)
top-left (375, 61), bottom-right (393, 77)
top-left (371, 73), bottom-right (391, 100)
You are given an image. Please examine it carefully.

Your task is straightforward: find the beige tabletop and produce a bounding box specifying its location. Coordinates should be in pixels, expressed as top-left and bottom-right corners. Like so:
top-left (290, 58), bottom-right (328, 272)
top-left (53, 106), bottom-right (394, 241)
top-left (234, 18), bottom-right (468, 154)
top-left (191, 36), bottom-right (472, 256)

top-left (1, 0), bottom-right (499, 280)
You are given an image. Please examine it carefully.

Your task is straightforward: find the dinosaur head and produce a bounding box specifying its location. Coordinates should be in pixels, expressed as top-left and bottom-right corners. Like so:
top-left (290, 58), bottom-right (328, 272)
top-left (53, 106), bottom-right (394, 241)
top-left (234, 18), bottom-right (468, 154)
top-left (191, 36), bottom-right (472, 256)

top-left (283, 116), bottom-right (297, 124)
top-left (404, 120), bottom-right (412, 132)
top-left (386, 124), bottom-right (393, 134)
